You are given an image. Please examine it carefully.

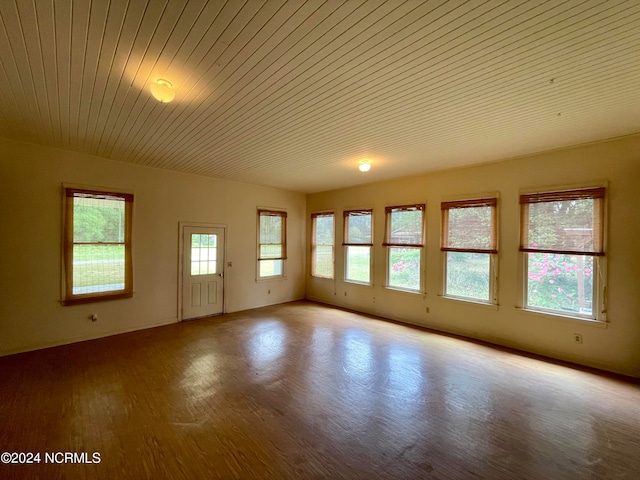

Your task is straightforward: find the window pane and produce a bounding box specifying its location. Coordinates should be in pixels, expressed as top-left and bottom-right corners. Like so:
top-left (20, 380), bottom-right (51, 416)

top-left (346, 246), bottom-right (370, 283)
top-left (526, 253), bottom-right (593, 315)
top-left (446, 252), bottom-right (490, 301)
top-left (313, 245), bottom-right (333, 277)
top-left (315, 216), bottom-right (334, 245)
top-left (260, 245), bottom-right (282, 259)
top-left (389, 210), bottom-right (422, 244)
top-left (72, 245), bottom-right (125, 294)
top-left (258, 211), bottom-right (286, 277)
top-left (388, 247), bottom-right (420, 290)
top-left (346, 213), bottom-right (371, 244)
top-left (447, 206), bottom-right (492, 250)
top-left (526, 198), bottom-right (597, 252)
top-left (313, 214), bottom-right (334, 278)
top-left (260, 259), bottom-right (283, 277)
top-left (74, 196), bottom-right (125, 243)
top-left (260, 215), bottom-right (282, 244)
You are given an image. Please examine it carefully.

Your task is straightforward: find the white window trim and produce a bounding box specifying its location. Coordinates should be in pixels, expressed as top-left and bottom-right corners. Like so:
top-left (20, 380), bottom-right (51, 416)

top-left (440, 194), bottom-right (499, 305)
top-left (311, 211), bottom-right (335, 280)
top-left (60, 183), bottom-right (135, 305)
top-left (385, 247), bottom-right (424, 294)
top-left (519, 253), bottom-right (607, 323)
top-left (343, 208), bottom-right (373, 286)
top-left (256, 207), bottom-right (287, 282)
top-left (442, 252), bottom-right (498, 305)
top-left (344, 245), bottom-right (373, 286)
top-left (517, 182), bottom-right (608, 323)
top-left (383, 204), bottom-right (426, 294)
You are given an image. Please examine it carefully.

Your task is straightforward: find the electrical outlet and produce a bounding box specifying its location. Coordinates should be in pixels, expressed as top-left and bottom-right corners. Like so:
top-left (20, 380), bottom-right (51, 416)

top-left (573, 333), bottom-right (583, 344)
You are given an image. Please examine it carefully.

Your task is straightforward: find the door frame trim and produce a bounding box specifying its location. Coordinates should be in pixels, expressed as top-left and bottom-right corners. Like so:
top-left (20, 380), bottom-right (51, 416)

top-left (178, 222), bottom-right (228, 321)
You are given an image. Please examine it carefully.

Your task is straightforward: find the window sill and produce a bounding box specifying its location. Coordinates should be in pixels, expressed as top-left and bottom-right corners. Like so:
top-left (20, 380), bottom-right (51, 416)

top-left (384, 286), bottom-right (424, 296)
top-left (61, 292), bottom-right (133, 306)
top-left (514, 307), bottom-right (608, 328)
top-left (344, 280), bottom-right (372, 287)
top-left (310, 275), bottom-right (334, 280)
top-left (438, 295), bottom-right (499, 310)
top-left (256, 276), bottom-right (287, 283)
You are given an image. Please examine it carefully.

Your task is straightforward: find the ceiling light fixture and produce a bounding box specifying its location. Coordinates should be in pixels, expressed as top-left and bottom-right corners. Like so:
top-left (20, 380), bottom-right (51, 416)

top-left (358, 160), bottom-right (371, 172)
top-left (150, 79), bottom-right (175, 103)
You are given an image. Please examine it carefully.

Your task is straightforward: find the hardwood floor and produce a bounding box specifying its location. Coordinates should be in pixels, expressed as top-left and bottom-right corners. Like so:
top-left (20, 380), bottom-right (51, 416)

top-left (0, 300), bottom-right (639, 479)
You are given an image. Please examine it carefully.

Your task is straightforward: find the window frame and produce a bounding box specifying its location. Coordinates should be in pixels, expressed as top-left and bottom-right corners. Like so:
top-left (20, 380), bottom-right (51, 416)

top-left (311, 212), bottom-right (335, 279)
top-left (343, 209), bottom-right (373, 285)
top-left (62, 186), bottom-right (134, 306)
top-left (519, 186), bottom-right (606, 322)
top-left (441, 197), bottom-right (498, 305)
top-left (383, 204), bottom-right (425, 293)
top-left (257, 209), bottom-right (287, 280)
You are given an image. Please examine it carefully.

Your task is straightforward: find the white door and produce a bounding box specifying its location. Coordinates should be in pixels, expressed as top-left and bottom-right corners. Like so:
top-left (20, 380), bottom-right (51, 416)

top-left (182, 226), bottom-right (224, 320)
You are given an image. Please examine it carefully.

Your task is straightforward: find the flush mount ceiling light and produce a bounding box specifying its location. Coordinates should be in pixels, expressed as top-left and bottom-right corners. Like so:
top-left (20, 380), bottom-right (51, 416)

top-left (358, 160), bottom-right (371, 172)
top-left (150, 79), bottom-right (175, 103)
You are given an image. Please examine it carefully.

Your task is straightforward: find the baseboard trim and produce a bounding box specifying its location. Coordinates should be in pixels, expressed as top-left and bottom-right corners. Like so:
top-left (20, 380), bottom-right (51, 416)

top-left (227, 296), bottom-right (305, 314)
top-left (304, 297), bottom-right (640, 379)
top-left (0, 317), bottom-right (179, 357)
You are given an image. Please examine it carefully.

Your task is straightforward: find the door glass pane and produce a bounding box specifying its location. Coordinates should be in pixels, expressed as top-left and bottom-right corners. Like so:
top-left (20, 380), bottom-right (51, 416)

top-left (208, 260), bottom-right (216, 273)
top-left (191, 234), bottom-right (218, 276)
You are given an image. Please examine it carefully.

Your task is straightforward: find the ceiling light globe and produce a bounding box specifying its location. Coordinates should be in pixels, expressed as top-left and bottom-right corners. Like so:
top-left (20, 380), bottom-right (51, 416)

top-left (150, 79), bottom-right (175, 103)
top-left (358, 162), bottom-right (371, 172)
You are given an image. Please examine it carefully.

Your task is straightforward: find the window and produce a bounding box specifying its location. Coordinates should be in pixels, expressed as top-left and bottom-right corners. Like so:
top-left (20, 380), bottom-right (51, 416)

top-left (63, 187), bottom-right (133, 305)
top-left (343, 209), bottom-right (373, 284)
top-left (520, 187), bottom-right (605, 319)
top-left (441, 198), bottom-right (497, 303)
top-left (311, 212), bottom-right (334, 278)
top-left (258, 209), bottom-right (287, 278)
top-left (384, 204), bottom-right (425, 291)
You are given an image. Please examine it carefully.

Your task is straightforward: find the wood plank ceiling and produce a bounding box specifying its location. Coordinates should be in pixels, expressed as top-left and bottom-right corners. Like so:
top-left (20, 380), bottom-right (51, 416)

top-left (0, 0), bottom-right (639, 193)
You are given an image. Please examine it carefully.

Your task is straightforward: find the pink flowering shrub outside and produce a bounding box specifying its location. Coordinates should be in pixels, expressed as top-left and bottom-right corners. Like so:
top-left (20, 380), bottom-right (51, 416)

top-left (526, 249), bottom-right (593, 315)
top-left (389, 248), bottom-right (421, 290)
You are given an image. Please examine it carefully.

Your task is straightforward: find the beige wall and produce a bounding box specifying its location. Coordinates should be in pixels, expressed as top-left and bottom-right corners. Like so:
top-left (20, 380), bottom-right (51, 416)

top-left (2, 135), bottom-right (639, 377)
top-left (306, 135), bottom-right (640, 377)
top-left (0, 138), bottom-right (306, 355)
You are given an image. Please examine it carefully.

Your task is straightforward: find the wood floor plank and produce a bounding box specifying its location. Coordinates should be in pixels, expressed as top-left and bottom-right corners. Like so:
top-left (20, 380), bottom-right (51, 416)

top-left (0, 300), bottom-right (638, 479)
